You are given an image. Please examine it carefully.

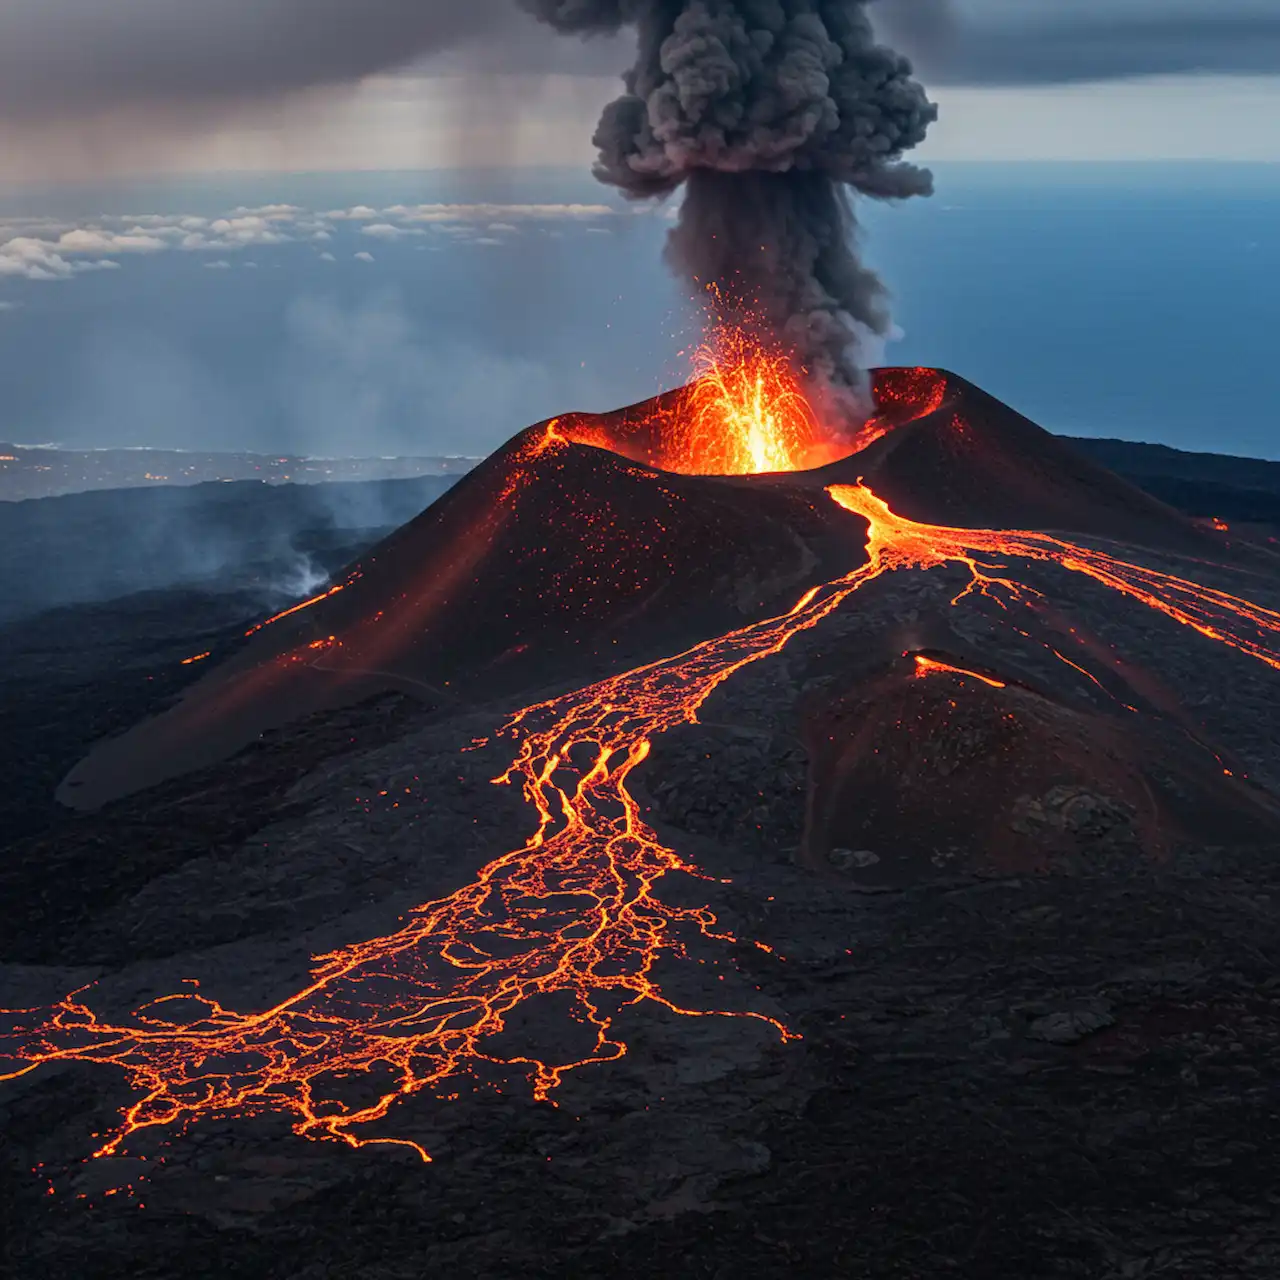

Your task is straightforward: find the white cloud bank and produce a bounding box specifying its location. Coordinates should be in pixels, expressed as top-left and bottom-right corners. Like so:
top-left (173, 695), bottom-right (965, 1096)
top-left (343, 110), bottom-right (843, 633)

top-left (0, 199), bottom-right (632, 282)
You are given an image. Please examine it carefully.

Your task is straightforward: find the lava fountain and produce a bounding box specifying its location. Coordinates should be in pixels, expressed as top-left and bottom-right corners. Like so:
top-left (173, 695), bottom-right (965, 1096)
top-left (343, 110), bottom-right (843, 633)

top-left (5, 365), bottom-right (1280, 1168)
top-left (553, 323), bottom-right (858, 478)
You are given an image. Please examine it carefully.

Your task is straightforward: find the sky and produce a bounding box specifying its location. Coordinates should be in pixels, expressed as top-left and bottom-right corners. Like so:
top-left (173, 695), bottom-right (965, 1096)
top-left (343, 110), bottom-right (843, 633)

top-left (1, 1), bottom-right (1279, 178)
top-left (0, 1), bottom-right (1278, 462)
top-left (8, 73), bottom-right (1280, 185)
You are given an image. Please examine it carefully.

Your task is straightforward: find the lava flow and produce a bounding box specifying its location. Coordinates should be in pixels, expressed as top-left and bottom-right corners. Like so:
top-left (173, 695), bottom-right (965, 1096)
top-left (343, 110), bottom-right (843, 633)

top-left (244, 569), bottom-right (362, 639)
top-left (912, 653), bottom-right (1007, 689)
top-left (6, 456), bottom-right (1280, 1164)
top-left (827, 484), bottom-right (1280, 673)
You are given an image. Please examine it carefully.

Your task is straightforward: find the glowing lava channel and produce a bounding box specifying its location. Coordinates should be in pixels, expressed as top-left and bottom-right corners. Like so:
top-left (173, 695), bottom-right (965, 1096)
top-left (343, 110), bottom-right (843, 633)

top-left (243, 569), bottom-right (362, 639)
top-left (4, 482), bottom-right (1280, 1165)
top-left (828, 484), bottom-right (1280, 673)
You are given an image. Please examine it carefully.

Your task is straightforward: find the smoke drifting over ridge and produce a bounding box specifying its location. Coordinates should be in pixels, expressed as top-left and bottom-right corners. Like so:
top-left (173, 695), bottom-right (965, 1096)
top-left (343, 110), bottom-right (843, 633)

top-left (523, 0), bottom-right (937, 419)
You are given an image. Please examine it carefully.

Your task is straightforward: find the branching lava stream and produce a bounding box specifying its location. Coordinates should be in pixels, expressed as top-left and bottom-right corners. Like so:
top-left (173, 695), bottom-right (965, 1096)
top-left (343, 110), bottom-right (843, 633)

top-left (4, 471), bottom-right (1280, 1168)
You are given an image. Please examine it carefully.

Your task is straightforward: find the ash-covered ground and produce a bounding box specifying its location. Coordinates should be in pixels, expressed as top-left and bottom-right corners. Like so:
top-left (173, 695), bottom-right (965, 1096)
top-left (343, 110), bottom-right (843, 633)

top-left (3, 433), bottom-right (1280, 1279)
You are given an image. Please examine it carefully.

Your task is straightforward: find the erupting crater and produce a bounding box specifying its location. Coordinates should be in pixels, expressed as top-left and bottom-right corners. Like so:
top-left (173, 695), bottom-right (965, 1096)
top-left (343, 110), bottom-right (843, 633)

top-left (7, 351), bottom-right (1280, 1170)
top-left (55, 356), bottom-right (956, 810)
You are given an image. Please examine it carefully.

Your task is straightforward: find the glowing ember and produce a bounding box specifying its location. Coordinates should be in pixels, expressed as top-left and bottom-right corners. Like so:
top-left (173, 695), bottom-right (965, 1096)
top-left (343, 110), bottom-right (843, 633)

top-left (4, 476), bottom-right (1280, 1167)
top-left (847, 368), bottom-right (950, 454)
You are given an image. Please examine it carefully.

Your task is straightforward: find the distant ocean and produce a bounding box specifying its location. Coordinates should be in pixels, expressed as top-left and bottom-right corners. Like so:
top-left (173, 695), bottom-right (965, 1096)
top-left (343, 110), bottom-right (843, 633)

top-left (1, 162), bottom-right (1277, 460)
top-left (866, 162), bottom-right (1280, 461)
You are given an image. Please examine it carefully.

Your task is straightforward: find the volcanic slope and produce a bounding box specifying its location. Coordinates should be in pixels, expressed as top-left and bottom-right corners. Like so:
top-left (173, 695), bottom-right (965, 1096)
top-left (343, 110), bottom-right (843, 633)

top-left (8, 367), bottom-right (1280, 1279)
top-left (60, 367), bottom-right (1233, 811)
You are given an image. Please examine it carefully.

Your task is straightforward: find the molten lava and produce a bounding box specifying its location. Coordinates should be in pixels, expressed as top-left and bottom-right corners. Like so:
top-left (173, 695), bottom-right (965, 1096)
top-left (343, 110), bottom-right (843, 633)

top-left (5, 449), bottom-right (1280, 1166)
top-left (675, 328), bottom-right (844, 475)
top-left (827, 484), bottom-right (1280, 673)
top-left (244, 570), bottom-right (362, 638)
top-left (552, 325), bottom-right (857, 477)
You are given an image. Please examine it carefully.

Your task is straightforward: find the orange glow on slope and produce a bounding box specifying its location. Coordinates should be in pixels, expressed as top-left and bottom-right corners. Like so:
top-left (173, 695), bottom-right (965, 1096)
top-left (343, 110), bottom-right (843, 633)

top-left (580, 323), bottom-right (868, 477)
top-left (5, 481), bottom-right (1280, 1166)
top-left (912, 654), bottom-right (1007, 689)
top-left (846, 367), bottom-right (949, 455)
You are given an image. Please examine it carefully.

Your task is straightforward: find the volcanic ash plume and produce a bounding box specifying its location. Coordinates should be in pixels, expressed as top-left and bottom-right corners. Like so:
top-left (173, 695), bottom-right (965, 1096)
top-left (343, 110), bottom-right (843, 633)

top-left (522, 0), bottom-right (937, 425)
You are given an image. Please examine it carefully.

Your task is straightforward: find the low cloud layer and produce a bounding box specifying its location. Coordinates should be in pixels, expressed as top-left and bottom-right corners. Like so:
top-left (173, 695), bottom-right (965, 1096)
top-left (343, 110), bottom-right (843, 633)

top-left (0, 201), bottom-right (625, 282)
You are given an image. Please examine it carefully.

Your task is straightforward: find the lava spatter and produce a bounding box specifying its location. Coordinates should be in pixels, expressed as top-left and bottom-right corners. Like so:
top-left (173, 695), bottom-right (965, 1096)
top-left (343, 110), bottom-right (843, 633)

top-left (676, 325), bottom-right (842, 475)
top-left (5, 471), bottom-right (1280, 1164)
top-left (553, 326), bottom-right (928, 478)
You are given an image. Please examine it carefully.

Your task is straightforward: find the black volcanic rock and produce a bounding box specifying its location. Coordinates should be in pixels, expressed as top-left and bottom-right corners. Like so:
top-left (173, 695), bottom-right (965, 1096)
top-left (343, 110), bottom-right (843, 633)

top-left (799, 647), bottom-right (1280, 887)
top-left (59, 436), bottom-right (852, 809)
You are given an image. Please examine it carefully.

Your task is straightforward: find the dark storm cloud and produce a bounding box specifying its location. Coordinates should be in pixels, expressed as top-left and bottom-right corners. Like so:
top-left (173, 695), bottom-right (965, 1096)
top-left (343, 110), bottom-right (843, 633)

top-left (0, 0), bottom-right (936, 421)
top-left (0, 0), bottom-right (594, 120)
top-left (875, 0), bottom-right (1280, 86)
top-left (1, 0), bottom-right (1278, 123)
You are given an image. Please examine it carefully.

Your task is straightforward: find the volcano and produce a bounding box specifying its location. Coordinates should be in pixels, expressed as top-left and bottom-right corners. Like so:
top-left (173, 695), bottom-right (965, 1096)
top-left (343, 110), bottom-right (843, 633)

top-left (59, 366), bottom-right (1230, 813)
top-left (7, 358), bottom-right (1280, 1262)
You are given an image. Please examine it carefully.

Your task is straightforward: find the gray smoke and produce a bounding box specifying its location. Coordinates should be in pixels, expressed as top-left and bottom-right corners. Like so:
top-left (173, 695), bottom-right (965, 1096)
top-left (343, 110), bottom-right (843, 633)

top-left (521, 0), bottom-right (936, 420)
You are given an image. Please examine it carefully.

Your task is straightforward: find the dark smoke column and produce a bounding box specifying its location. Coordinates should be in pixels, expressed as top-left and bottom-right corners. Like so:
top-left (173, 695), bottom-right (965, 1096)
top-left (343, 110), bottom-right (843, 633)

top-left (520, 0), bottom-right (937, 424)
